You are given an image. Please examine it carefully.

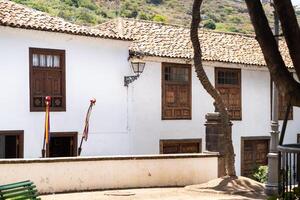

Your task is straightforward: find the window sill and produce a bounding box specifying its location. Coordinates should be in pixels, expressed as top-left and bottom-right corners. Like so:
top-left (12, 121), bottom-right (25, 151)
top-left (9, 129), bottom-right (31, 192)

top-left (30, 108), bottom-right (66, 112)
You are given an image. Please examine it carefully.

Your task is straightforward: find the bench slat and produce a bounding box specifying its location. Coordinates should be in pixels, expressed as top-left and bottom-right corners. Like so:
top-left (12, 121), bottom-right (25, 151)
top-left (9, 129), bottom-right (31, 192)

top-left (2, 189), bottom-right (38, 199)
top-left (0, 181), bottom-right (33, 190)
top-left (0, 180), bottom-right (40, 200)
top-left (1, 185), bottom-right (36, 195)
top-left (8, 193), bottom-right (39, 200)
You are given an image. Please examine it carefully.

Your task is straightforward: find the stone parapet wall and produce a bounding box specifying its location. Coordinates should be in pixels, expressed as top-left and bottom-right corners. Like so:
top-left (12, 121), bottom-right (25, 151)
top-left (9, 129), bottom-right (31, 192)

top-left (0, 153), bottom-right (219, 194)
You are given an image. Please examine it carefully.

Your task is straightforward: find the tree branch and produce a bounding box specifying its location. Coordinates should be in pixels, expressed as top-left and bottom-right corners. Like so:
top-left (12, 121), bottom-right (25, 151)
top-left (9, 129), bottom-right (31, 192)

top-left (273, 0), bottom-right (300, 78)
top-left (245, 0), bottom-right (300, 106)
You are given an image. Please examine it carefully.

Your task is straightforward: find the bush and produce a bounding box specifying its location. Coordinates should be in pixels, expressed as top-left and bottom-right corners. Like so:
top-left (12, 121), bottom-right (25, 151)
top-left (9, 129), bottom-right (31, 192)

top-left (146, 0), bottom-right (163, 5)
top-left (229, 16), bottom-right (243, 24)
top-left (27, 2), bottom-right (49, 13)
top-left (79, 0), bottom-right (98, 11)
top-left (252, 165), bottom-right (268, 183)
top-left (75, 8), bottom-right (98, 25)
top-left (121, 9), bottom-right (139, 18)
top-left (224, 6), bottom-right (234, 15)
top-left (227, 26), bottom-right (240, 32)
top-left (58, 10), bottom-right (75, 22)
top-left (120, 1), bottom-right (139, 18)
top-left (139, 12), bottom-right (152, 20)
top-left (207, 13), bottom-right (221, 23)
top-left (152, 14), bottom-right (167, 23)
top-left (203, 20), bottom-right (216, 30)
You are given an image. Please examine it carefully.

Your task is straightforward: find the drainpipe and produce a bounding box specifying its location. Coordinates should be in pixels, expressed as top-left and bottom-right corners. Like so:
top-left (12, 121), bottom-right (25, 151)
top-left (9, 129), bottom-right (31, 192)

top-left (265, 2), bottom-right (280, 196)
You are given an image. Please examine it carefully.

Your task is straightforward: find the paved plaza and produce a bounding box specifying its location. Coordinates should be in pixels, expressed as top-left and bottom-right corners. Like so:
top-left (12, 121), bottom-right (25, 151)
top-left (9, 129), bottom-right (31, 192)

top-left (41, 187), bottom-right (267, 200)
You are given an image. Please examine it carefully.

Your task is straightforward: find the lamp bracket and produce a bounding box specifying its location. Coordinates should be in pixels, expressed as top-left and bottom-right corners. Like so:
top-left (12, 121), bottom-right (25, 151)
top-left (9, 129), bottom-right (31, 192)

top-left (124, 75), bottom-right (140, 87)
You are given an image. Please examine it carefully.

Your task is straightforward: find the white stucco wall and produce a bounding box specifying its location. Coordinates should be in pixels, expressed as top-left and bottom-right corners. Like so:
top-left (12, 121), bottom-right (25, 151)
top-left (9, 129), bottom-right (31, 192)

top-left (0, 26), bottom-right (132, 158)
top-left (130, 59), bottom-right (300, 175)
top-left (130, 61), bottom-right (214, 154)
top-left (0, 154), bottom-right (219, 194)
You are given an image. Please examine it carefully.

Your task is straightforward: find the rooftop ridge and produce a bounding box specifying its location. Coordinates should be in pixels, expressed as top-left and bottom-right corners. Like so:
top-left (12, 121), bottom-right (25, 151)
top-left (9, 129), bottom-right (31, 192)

top-left (118, 17), bottom-right (256, 38)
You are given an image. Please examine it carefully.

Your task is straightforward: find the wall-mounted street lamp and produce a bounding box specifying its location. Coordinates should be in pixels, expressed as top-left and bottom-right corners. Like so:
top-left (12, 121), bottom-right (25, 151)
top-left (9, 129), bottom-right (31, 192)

top-left (124, 61), bottom-right (145, 87)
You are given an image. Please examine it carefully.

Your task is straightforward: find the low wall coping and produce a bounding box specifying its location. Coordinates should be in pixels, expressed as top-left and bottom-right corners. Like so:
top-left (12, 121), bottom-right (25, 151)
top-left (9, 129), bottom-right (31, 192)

top-left (0, 152), bottom-right (219, 164)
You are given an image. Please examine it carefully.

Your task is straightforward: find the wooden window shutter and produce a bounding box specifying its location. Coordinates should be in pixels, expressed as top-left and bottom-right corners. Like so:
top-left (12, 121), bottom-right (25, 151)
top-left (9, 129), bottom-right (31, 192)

top-left (162, 63), bottom-right (191, 120)
top-left (215, 68), bottom-right (242, 120)
top-left (160, 139), bottom-right (202, 154)
top-left (29, 48), bottom-right (66, 111)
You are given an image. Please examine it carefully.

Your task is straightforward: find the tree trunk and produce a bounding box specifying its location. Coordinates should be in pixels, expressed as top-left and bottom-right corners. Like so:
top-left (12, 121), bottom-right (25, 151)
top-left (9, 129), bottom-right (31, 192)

top-left (273, 0), bottom-right (300, 78)
top-left (245, 0), bottom-right (300, 107)
top-left (190, 0), bottom-right (236, 176)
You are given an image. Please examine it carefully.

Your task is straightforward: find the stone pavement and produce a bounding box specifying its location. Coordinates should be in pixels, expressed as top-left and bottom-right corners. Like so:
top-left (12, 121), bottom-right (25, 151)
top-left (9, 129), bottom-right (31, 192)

top-left (41, 187), bottom-right (267, 200)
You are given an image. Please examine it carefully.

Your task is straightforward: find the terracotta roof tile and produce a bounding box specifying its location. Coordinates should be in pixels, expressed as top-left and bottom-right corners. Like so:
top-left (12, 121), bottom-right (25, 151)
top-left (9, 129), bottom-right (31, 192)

top-left (97, 18), bottom-right (293, 68)
top-left (0, 0), bottom-right (131, 40)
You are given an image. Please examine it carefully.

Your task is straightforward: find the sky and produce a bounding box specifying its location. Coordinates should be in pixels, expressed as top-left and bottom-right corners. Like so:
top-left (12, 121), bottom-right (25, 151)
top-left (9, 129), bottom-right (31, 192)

top-left (292, 0), bottom-right (300, 6)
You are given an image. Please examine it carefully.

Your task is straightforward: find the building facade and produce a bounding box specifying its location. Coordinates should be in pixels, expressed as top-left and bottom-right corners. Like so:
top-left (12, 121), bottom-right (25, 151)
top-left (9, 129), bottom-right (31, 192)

top-left (0, 1), bottom-right (299, 176)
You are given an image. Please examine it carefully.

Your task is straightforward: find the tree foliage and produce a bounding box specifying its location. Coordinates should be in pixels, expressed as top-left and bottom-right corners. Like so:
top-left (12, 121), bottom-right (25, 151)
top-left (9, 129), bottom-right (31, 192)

top-left (203, 19), bottom-right (216, 29)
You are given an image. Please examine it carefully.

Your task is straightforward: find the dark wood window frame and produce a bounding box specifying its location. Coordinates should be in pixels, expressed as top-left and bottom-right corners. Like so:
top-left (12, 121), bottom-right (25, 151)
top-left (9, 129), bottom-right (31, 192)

top-left (159, 139), bottom-right (202, 154)
top-left (215, 67), bottom-right (242, 120)
top-left (0, 130), bottom-right (24, 158)
top-left (46, 132), bottom-right (78, 157)
top-left (240, 136), bottom-right (270, 177)
top-left (162, 63), bottom-right (192, 120)
top-left (297, 134), bottom-right (300, 143)
top-left (29, 47), bottom-right (66, 112)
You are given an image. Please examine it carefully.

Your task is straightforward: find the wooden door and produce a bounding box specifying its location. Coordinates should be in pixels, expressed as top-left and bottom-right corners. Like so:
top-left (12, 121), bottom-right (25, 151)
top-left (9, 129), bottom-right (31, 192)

top-left (5, 135), bottom-right (18, 158)
top-left (48, 132), bottom-right (77, 157)
top-left (49, 137), bottom-right (72, 157)
top-left (242, 138), bottom-right (269, 177)
top-left (0, 131), bottom-right (23, 158)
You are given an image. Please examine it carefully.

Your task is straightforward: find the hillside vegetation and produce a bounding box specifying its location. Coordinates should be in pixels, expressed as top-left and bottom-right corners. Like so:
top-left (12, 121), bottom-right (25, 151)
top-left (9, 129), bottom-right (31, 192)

top-left (11, 0), bottom-right (300, 34)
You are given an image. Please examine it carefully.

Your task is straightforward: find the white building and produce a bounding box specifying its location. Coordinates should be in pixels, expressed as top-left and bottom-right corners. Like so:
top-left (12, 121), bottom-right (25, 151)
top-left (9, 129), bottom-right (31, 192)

top-left (0, 0), bottom-right (299, 176)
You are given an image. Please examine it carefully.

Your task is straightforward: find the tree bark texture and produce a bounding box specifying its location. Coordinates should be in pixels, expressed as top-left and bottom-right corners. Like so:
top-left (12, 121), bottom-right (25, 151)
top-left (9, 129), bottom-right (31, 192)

top-left (273, 0), bottom-right (300, 78)
top-left (245, 0), bottom-right (300, 107)
top-left (191, 0), bottom-right (236, 176)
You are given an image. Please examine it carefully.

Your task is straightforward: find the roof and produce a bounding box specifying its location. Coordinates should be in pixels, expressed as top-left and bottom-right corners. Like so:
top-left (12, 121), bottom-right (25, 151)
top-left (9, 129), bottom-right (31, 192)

top-left (96, 18), bottom-right (293, 68)
top-left (0, 0), bottom-right (131, 40)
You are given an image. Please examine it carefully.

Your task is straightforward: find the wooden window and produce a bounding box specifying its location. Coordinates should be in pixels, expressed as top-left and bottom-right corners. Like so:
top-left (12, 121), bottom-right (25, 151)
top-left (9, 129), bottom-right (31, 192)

top-left (160, 139), bottom-right (202, 154)
top-left (47, 132), bottom-right (78, 157)
top-left (215, 68), bottom-right (242, 120)
top-left (29, 48), bottom-right (66, 112)
top-left (0, 131), bottom-right (24, 158)
top-left (162, 63), bottom-right (191, 120)
top-left (241, 137), bottom-right (270, 177)
top-left (278, 93), bottom-right (293, 120)
top-left (297, 134), bottom-right (300, 143)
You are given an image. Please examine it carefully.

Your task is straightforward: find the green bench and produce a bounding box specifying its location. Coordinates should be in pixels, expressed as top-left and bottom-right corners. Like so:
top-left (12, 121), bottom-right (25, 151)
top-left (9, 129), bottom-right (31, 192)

top-left (0, 180), bottom-right (40, 200)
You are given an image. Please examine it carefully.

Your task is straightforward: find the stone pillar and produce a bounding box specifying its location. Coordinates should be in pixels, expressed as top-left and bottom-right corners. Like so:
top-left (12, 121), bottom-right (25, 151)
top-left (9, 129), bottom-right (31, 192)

top-left (205, 112), bottom-right (232, 177)
top-left (265, 121), bottom-right (279, 196)
top-left (265, 4), bottom-right (280, 196)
